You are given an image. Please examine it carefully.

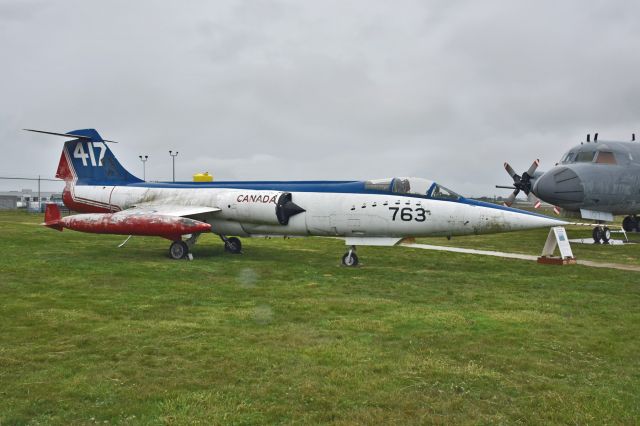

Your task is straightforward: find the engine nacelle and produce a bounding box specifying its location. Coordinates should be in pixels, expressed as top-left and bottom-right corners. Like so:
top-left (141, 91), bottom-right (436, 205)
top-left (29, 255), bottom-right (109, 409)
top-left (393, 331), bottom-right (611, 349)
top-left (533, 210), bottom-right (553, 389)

top-left (218, 190), bottom-right (305, 225)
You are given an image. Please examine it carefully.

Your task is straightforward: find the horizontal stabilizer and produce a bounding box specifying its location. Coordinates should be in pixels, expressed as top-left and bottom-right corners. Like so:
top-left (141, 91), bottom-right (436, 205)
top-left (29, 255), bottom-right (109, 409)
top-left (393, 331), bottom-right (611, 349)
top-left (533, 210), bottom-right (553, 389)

top-left (24, 129), bottom-right (118, 143)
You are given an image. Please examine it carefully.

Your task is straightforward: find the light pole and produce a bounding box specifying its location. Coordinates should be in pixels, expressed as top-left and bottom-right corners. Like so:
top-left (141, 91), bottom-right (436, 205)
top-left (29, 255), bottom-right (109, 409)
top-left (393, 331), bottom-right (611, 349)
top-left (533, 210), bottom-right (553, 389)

top-left (138, 155), bottom-right (148, 181)
top-left (169, 150), bottom-right (179, 182)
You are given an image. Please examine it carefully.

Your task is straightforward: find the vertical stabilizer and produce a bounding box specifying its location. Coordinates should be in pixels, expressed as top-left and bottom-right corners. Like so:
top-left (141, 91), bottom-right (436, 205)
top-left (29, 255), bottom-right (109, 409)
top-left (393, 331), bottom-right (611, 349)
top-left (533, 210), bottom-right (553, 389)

top-left (56, 129), bottom-right (142, 184)
top-left (26, 128), bottom-right (142, 185)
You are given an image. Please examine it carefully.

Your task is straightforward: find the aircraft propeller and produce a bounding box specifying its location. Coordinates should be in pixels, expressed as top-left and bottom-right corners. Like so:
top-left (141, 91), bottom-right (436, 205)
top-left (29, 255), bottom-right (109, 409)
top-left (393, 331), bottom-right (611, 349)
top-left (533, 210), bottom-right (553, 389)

top-left (498, 159), bottom-right (541, 207)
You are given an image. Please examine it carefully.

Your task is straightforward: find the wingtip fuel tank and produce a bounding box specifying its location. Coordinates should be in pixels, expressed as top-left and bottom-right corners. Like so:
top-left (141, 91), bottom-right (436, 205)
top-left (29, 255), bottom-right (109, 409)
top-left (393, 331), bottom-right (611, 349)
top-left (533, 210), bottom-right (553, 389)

top-left (43, 204), bottom-right (211, 241)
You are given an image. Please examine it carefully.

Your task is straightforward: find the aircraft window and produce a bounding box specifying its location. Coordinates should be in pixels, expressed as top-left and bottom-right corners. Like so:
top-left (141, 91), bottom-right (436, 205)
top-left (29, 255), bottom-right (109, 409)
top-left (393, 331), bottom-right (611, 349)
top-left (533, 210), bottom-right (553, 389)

top-left (561, 152), bottom-right (576, 163)
top-left (575, 151), bottom-right (596, 162)
top-left (430, 184), bottom-right (460, 200)
top-left (595, 151), bottom-right (616, 164)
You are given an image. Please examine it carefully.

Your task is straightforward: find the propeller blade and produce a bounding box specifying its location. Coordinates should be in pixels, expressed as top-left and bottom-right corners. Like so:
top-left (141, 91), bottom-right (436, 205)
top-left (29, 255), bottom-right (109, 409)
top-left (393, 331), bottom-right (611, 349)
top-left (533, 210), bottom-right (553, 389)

top-left (503, 189), bottom-right (520, 207)
top-left (525, 159), bottom-right (540, 178)
top-left (495, 185), bottom-right (517, 189)
top-left (527, 192), bottom-right (541, 208)
top-left (504, 162), bottom-right (519, 180)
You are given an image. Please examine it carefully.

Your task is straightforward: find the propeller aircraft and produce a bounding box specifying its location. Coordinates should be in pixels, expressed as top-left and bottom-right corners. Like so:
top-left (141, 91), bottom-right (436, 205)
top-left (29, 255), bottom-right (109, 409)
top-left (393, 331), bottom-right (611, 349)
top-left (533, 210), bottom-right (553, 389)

top-left (501, 133), bottom-right (640, 243)
top-left (33, 128), bottom-right (566, 265)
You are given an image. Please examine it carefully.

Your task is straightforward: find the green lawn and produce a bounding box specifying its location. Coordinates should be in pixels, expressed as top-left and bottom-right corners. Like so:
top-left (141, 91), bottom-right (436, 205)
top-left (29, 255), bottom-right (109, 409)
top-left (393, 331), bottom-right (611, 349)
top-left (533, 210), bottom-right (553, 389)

top-left (1, 210), bottom-right (639, 424)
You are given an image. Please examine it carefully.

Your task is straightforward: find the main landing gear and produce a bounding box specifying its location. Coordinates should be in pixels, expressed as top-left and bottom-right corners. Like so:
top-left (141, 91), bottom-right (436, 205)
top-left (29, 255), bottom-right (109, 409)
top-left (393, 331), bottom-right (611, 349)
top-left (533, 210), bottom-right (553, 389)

top-left (622, 215), bottom-right (640, 232)
top-left (168, 234), bottom-right (243, 260)
top-left (341, 245), bottom-right (359, 267)
top-left (168, 233), bottom-right (201, 260)
top-left (169, 240), bottom-right (189, 259)
top-left (220, 235), bottom-right (242, 254)
top-left (592, 225), bottom-right (611, 244)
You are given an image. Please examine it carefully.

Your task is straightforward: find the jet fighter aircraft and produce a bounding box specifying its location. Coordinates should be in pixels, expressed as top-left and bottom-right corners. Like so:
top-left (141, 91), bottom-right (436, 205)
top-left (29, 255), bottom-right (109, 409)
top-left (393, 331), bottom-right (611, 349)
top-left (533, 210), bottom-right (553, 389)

top-left (33, 128), bottom-right (565, 265)
top-left (501, 133), bottom-right (640, 243)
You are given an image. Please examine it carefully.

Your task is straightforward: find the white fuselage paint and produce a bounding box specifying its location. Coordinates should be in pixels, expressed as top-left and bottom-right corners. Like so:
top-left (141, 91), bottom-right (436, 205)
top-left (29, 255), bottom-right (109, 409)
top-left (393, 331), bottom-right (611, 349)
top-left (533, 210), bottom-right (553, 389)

top-left (71, 183), bottom-right (565, 242)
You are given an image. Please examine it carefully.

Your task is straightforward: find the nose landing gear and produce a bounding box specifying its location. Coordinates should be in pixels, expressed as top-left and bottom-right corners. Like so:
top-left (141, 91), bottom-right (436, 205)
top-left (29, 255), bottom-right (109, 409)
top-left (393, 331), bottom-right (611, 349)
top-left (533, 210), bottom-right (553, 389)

top-left (341, 245), bottom-right (359, 267)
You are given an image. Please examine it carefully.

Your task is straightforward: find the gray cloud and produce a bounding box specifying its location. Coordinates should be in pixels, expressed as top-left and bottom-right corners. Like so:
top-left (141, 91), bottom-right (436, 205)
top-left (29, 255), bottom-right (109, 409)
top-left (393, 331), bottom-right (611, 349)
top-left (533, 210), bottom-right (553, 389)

top-left (2, 0), bottom-right (639, 197)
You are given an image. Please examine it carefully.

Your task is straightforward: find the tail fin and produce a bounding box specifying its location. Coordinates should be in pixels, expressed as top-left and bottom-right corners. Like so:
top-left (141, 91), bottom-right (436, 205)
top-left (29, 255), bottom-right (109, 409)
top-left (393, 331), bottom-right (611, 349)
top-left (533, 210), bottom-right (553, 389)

top-left (44, 203), bottom-right (63, 231)
top-left (27, 128), bottom-right (142, 185)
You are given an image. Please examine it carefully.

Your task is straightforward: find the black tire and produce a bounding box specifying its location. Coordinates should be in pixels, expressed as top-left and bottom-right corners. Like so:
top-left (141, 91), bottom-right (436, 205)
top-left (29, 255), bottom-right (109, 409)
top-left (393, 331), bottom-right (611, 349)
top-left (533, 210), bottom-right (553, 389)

top-left (224, 237), bottom-right (242, 254)
top-left (341, 252), bottom-right (359, 267)
top-left (623, 216), bottom-right (640, 233)
top-left (592, 227), bottom-right (603, 244)
top-left (602, 227), bottom-right (611, 244)
top-left (169, 241), bottom-right (188, 259)
top-left (622, 216), bottom-right (635, 232)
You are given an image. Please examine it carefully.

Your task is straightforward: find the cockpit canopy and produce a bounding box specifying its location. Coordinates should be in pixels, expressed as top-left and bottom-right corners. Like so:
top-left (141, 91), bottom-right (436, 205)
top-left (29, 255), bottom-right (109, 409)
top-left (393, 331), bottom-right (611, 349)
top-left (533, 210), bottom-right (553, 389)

top-left (560, 142), bottom-right (634, 165)
top-left (364, 177), bottom-right (461, 200)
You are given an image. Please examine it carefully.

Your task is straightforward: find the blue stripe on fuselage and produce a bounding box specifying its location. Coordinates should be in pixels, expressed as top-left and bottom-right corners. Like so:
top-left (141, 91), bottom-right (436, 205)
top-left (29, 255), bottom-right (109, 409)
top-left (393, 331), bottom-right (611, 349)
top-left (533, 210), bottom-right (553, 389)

top-left (125, 180), bottom-right (370, 193)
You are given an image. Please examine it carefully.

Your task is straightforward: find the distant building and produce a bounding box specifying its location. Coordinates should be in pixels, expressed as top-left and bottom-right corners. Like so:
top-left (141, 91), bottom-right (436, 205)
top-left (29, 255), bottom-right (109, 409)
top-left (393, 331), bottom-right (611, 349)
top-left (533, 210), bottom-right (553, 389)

top-left (0, 190), bottom-right (63, 210)
top-left (0, 195), bottom-right (19, 209)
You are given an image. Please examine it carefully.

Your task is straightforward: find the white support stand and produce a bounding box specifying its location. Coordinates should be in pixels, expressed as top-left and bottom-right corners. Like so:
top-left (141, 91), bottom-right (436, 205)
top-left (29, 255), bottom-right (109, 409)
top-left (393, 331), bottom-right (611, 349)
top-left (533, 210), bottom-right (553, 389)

top-left (537, 226), bottom-right (577, 265)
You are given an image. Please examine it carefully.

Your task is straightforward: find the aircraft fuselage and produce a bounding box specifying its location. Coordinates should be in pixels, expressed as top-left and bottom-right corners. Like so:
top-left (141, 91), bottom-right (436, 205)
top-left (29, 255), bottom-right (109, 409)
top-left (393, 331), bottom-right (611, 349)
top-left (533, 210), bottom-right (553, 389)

top-left (67, 182), bottom-right (563, 241)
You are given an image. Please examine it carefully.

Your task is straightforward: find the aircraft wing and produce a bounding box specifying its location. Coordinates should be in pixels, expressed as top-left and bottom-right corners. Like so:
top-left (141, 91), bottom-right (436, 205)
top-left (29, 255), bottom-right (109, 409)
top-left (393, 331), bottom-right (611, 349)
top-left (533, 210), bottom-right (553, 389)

top-left (125, 204), bottom-right (221, 218)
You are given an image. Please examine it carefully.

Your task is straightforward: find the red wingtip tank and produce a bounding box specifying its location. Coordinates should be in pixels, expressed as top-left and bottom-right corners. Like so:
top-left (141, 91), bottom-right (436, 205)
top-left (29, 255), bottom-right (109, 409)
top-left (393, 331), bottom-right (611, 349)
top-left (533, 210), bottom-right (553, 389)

top-left (43, 204), bottom-right (211, 241)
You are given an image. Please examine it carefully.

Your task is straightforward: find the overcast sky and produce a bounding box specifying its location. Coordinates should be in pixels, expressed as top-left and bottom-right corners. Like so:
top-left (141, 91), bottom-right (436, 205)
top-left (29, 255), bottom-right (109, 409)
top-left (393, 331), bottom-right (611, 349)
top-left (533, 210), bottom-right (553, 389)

top-left (1, 0), bottom-right (640, 196)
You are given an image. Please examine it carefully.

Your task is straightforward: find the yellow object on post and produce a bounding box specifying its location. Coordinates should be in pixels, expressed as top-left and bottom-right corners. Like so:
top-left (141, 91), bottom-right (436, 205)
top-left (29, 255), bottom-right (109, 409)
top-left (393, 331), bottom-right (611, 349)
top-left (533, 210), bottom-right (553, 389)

top-left (193, 172), bottom-right (213, 182)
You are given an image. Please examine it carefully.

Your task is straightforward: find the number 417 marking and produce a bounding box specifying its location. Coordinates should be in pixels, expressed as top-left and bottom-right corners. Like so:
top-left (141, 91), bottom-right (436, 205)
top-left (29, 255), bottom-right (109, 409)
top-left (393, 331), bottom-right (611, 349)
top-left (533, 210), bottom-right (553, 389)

top-left (73, 142), bottom-right (107, 167)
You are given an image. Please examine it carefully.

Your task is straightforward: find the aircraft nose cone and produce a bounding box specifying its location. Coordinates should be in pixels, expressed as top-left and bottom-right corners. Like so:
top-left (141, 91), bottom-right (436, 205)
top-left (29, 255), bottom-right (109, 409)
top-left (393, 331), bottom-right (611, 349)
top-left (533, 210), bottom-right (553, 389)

top-left (534, 167), bottom-right (584, 205)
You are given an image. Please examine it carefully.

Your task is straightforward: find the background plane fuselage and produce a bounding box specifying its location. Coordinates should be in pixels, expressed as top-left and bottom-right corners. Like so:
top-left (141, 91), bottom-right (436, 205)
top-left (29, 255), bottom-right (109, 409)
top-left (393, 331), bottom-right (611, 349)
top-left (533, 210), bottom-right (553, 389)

top-left (532, 140), bottom-right (640, 215)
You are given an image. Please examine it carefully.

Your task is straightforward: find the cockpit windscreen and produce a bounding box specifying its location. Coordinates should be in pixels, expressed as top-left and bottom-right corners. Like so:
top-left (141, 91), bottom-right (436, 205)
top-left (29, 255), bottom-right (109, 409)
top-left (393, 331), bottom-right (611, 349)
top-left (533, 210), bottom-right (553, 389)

top-left (364, 177), bottom-right (461, 200)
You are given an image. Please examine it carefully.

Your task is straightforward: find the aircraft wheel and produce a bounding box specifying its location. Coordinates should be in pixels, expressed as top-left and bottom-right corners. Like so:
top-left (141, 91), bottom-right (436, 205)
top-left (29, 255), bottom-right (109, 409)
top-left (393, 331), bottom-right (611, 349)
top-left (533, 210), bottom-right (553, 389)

top-left (169, 241), bottom-right (189, 259)
top-left (341, 251), bottom-right (359, 267)
top-left (623, 216), bottom-right (639, 232)
top-left (224, 237), bottom-right (242, 254)
top-left (592, 227), bottom-right (603, 244)
top-left (602, 227), bottom-right (611, 244)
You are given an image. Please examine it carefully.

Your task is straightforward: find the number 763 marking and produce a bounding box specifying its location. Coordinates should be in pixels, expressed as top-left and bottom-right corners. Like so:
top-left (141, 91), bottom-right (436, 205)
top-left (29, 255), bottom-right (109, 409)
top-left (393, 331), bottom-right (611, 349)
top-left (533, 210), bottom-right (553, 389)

top-left (389, 206), bottom-right (430, 222)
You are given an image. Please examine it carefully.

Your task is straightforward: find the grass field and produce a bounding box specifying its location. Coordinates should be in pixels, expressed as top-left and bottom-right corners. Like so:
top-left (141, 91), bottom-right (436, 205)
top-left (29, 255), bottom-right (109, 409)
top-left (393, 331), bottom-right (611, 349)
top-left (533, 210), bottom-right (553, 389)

top-left (1, 210), bottom-right (639, 424)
